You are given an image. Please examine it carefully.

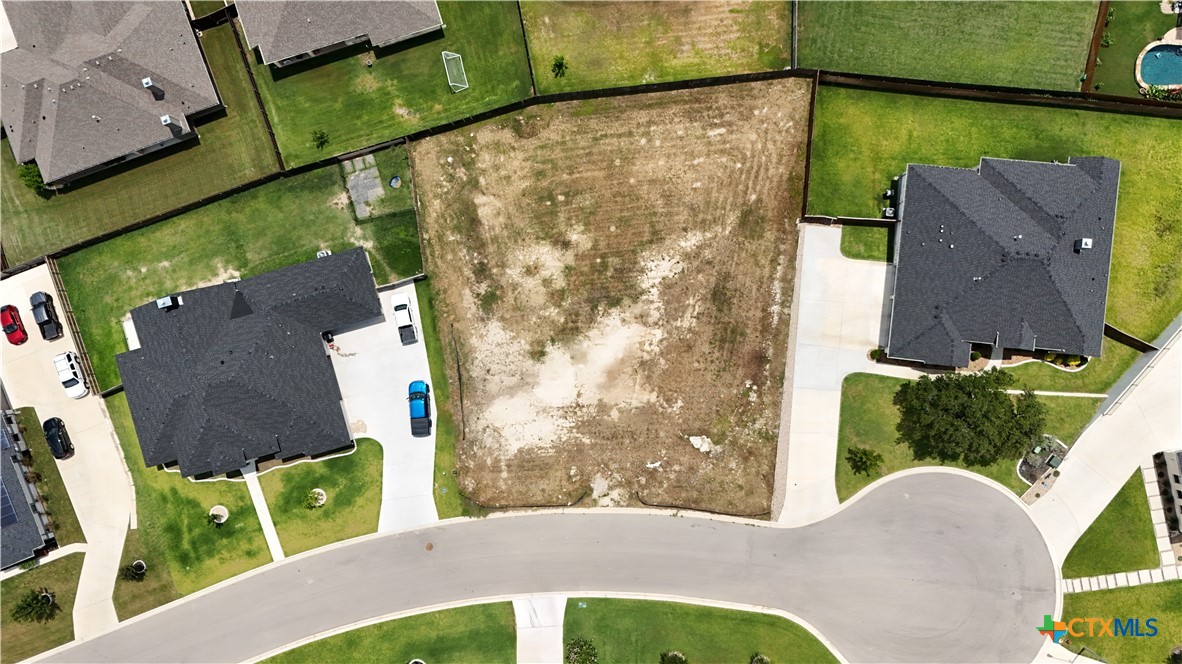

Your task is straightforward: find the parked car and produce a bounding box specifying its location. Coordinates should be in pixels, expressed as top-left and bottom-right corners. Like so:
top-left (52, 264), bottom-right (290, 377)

top-left (29, 291), bottom-right (63, 341)
top-left (408, 380), bottom-right (431, 437)
top-left (53, 351), bottom-right (89, 399)
top-left (42, 417), bottom-right (74, 459)
top-left (391, 294), bottom-right (418, 345)
top-left (2, 304), bottom-right (28, 345)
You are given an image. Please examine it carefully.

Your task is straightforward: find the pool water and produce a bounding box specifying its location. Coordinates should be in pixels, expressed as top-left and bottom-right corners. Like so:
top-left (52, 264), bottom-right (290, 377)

top-left (1141, 44), bottom-right (1182, 86)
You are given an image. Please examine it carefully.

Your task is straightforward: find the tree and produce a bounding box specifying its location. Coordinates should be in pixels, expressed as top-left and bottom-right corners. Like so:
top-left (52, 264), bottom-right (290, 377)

top-left (18, 163), bottom-right (45, 193)
top-left (846, 446), bottom-right (884, 476)
top-left (894, 369), bottom-right (1045, 467)
top-left (311, 129), bottom-right (330, 150)
top-left (660, 652), bottom-right (688, 664)
top-left (566, 637), bottom-right (598, 664)
top-left (10, 588), bottom-right (60, 623)
top-left (551, 55), bottom-right (568, 78)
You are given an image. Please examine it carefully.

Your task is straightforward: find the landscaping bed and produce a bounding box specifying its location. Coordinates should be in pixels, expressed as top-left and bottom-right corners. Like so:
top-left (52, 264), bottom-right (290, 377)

top-left (798, 1), bottom-right (1096, 90)
top-left (808, 87), bottom-right (1182, 343)
top-left (0, 22), bottom-right (277, 264)
top-left (14, 409), bottom-right (84, 547)
top-left (0, 553), bottom-right (84, 664)
top-left (1004, 338), bottom-right (1140, 394)
top-left (1060, 581), bottom-right (1182, 662)
top-left (249, 2), bottom-right (531, 167)
top-left (563, 598), bottom-right (838, 663)
top-left (521, 1), bottom-right (788, 94)
top-left (413, 78), bottom-right (810, 514)
top-left (1062, 471), bottom-right (1160, 578)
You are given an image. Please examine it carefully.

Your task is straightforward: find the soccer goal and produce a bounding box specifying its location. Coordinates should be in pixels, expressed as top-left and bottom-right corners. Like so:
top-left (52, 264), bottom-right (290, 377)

top-left (442, 51), bottom-right (468, 93)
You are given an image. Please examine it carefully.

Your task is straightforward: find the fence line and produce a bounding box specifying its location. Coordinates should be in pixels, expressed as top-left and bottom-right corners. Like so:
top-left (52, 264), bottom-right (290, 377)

top-left (227, 17), bottom-right (285, 172)
top-left (45, 257), bottom-right (99, 394)
top-left (515, 0), bottom-right (539, 96)
top-left (790, 0), bottom-right (799, 70)
top-left (1082, 1), bottom-right (1112, 93)
top-left (799, 69), bottom-right (820, 221)
top-left (1104, 322), bottom-right (1159, 353)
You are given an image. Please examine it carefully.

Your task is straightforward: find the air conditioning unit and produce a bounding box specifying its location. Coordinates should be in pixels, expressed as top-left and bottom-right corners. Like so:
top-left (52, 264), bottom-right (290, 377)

top-left (316, 250), bottom-right (332, 259)
top-left (882, 207), bottom-right (896, 219)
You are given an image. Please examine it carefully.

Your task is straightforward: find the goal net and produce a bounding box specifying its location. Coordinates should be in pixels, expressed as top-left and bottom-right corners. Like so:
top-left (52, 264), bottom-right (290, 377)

top-left (442, 51), bottom-right (468, 93)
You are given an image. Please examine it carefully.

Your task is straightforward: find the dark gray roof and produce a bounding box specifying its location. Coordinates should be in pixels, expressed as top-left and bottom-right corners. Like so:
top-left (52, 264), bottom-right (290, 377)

top-left (115, 248), bottom-right (382, 478)
top-left (1, 1), bottom-right (220, 184)
top-left (886, 157), bottom-right (1120, 367)
top-left (237, 0), bottom-right (443, 65)
top-left (2, 427), bottom-right (49, 569)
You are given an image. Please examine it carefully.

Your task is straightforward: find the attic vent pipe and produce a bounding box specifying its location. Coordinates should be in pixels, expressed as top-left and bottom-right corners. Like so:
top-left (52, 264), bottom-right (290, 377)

top-left (160, 115), bottom-right (174, 126)
top-left (142, 77), bottom-right (153, 88)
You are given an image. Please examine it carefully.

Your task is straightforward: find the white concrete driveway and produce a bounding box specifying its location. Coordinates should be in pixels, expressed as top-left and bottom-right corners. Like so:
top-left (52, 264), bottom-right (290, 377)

top-left (0, 265), bottom-right (133, 639)
top-left (329, 282), bottom-right (438, 532)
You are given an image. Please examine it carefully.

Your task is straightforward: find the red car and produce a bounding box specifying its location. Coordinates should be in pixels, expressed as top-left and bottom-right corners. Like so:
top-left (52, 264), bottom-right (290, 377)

top-left (2, 305), bottom-right (29, 345)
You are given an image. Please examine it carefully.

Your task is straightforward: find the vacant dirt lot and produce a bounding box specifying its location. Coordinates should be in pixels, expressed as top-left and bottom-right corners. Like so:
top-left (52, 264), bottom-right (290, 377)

top-left (414, 79), bottom-right (810, 514)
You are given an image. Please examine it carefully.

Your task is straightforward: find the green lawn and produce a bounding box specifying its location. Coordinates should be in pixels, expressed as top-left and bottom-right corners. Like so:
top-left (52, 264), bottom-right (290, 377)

top-left (521, 1), bottom-right (789, 94)
top-left (259, 439), bottom-right (382, 556)
top-left (840, 225), bottom-right (892, 262)
top-left (809, 87), bottom-right (1182, 341)
top-left (107, 393), bottom-right (269, 595)
top-left (798, 1), bottom-right (1096, 90)
top-left (112, 528), bottom-right (181, 621)
top-left (835, 373), bottom-right (1102, 501)
top-left (14, 409), bottom-right (84, 547)
top-left (1060, 581), bottom-right (1182, 662)
top-left (189, 0), bottom-right (225, 17)
top-left (363, 146), bottom-right (424, 280)
top-left (1062, 471), bottom-right (1159, 578)
top-left (564, 598), bottom-right (838, 663)
top-left (58, 165), bottom-right (417, 390)
top-left (250, 2), bottom-right (531, 167)
top-left (0, 553), bottom-right (84, 664)
top-left (1090, 1), bottom-right (1178, 97)
top-left (266, 602), bottom-right (517, 664)
top-left (0, 22), bottom-right (276, 264)
top-left (1004, 337), bottom-right (1141, 394)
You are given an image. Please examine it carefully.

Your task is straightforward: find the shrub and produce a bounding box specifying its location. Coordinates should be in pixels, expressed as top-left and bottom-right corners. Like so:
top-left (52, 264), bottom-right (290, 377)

top-left (869, 348), bottom-right (882, 361)
top-left (119, 563), bottom-right (147, 582)
top-left (846, 446), bottom-right (884, 476)
top-left (18, 163), bottom-right (45, 193)
top-left (1143, 85), bottom-right (1182, 101)
top-left (10, 588), bottom-right (60, 623)
top-left (304, 490), bottom-right (324, 510)
top-left (551, 55), bottom-right (568, 78)
top-left (1066, 355), bottom-right (1081, 367)
top-left (970, 351), bottom-right (982, 362)
top-left (311, 129), bottom-right (330, 150)
top-left (1093, 82), bottom-right (1103, 91)
top-left (750, 655), bottom-right (772, 664)
top-left (24, 470), bottom-right (42, 483)
top-left (18, 558), bottom-right (39, 571)
top-left (660, 652), bottom-right (688, 664)
top-left (207, 512), bottom-right (223, 528)
top-left (1100, 32), bottom-right (1112, 48)
top-left (566, 637), bottom-right (598, 664)
top-left (1105, 6), bottom-right (1113, 25)
top-left (1043, 352), bottom-right (1057, 363)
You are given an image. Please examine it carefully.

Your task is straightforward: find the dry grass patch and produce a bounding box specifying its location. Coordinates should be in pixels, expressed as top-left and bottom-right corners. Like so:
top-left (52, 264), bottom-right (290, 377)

top-left (413, 79), bottom-right (810, 514)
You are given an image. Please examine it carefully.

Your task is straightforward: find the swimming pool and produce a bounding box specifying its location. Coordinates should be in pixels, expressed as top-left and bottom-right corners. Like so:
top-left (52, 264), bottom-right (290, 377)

top-left (1138, 43), bottom-right (1182, 88)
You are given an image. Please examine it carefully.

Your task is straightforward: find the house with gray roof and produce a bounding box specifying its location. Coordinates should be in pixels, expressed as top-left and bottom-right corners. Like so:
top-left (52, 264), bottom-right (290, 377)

top-left (116, 248), bottom-right (382, 479)
top-left (1, 1), bottom-right (221, 187)
top-left (2, 405), bottom-right (54, 570)
top-left (237, 0), bottom-right (443, 67)
top-left (885, 156), bottom-right (1120, 368)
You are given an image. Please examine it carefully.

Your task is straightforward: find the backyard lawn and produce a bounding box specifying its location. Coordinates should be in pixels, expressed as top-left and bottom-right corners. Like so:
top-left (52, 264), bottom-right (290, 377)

top-left (188, 0), bottom-right (225, 17)
top-left (259, 439), bottom-right (382, 556)
top-left (107, 394), bottom-right (269, 596)
top-left (798, 1), bottom-right (1096, 90)
top-left (563, 598), bottom-right (838, 663)
top-left (521, 1), bottom-right (789, 94)
top-left (364, 146), bottom-right (424, 278)
top-left (15, 409), bottom-right (84, 547)
top-left (266, 602), bottom-right (517, 664)
top-left (58, 165), bottom-right (420, 390)
top-left (0, 553), bottom-right (84, 664)
top-left (112, 528), bottom-right (181, 621)
top-left (250, 1), bottom-right (531, 167)
top-left (0, 22), bottom-right (276, 264)
top-left (1060, 581), bottom-right (1182, 662)
top-left (808, 87), bottom-right (1182, 342)
top-left (835, 373), bottom-right (1102, 501)
top-left (1061, 471), bottom-right (1159, 578)
top-left (1089, 1), bottom-right (1179, 97)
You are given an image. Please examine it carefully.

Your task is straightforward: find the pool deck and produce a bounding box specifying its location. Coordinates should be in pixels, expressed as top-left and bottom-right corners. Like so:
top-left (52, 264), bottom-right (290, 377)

top-left (1135, 30), bottom-right (1182, 91)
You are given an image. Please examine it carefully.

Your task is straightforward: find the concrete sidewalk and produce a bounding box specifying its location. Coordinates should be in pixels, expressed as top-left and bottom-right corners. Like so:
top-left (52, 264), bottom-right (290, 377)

top-left (513, 595), bottom-right (566, 664)
top-left (243, 466), bottom-right (285, 562)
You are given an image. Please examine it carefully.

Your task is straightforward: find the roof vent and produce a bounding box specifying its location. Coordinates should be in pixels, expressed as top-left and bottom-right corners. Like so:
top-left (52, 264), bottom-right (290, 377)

top-left (156, 295), bottom-right (182, 310)
top-left (160, 114), bottom-right (174, 126)
top-left (142, 77), bottom-right (153, 88)
top-left (1074, 237), bottom-right (1093, 253)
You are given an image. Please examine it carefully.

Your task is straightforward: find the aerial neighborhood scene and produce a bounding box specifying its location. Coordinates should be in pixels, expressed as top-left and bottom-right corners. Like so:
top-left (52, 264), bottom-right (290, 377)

top-left (1, 0), bottom-right (1181, 663)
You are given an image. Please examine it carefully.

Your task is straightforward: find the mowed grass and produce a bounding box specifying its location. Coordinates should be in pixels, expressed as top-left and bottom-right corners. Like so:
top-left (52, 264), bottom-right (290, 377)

top-left (259, 439), bottom-right (382, 556)
top-left (0, 22), bottom-right (276, 264)
top-left (840, 225), bottom-right (892, 262)
top-left (107, 393), bottom-right (269, 596)
top-left (522, 1), bottom-right (789, 94)
top-left (266, 602), bottom-right (517, 664)
top-left (1061, 471), bottom-right (1159, 578)
top-left (188, 0), bottom-right (225, 17)
top-left (1004, 337), bottom-right (1141, 394)
top-left (0, 553), bottom-right (85, 664)
top-left (808, 87), bottom-right (1182, 342)
top-left (364, 146), bottom-right (424, 279)
top-left (1090, 1), bottom-right (1178, 97)
top-left (15, 408), bottom-right (84, 546)
top-left (250, 2), bottom-right (531, 167)
top-left (58, 166), bottom-right (416, 390)
top-left (563, 598), bottom-right (838, 663)
top-left (1060, 581), bottom-right (1182, 662)
top-left (835, 373), bottom-right (1102, 501)
top-left (112, 528), bottom-right (181, 621)
top-left (798, 1), bottom-right (1096, 90)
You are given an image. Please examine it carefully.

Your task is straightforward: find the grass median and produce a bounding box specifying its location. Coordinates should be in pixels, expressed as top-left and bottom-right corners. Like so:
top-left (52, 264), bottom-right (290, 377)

top-left (1061, 471), bottom-right (1160, 578)
top-left (1060, 581), bottom-right (1182, 662)
top-left (13, 408), bottom-right (84, 546)
top-left (0, 553), bottom-right (85, 664)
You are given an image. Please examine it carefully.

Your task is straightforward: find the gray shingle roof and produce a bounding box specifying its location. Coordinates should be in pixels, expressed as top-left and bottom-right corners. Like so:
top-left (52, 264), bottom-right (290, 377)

top-left (2, 427), bottom-right (49, 569)
top-left (886, 157), bottom-right (1120, 367)
top-left (236, 0), bottom-right (442, 65)
top-left (1, 1), bottom-right (219, 184)
top-left (115, 248), bottom-right (382, 478)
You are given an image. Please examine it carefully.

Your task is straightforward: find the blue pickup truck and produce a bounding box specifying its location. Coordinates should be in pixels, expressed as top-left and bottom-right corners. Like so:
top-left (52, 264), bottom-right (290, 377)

top-left (408, 380), bottom-right (432, 437)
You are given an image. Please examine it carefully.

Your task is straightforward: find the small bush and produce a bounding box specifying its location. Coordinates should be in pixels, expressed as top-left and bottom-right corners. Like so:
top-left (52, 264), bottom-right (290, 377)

top-left (119, 563), bottom-right (147, 582)
top-left (1066, 355), bottom-right (1081, 367)
top-left (660, 652), bottom-right (688, 664)
top-left (869, 348), bottom-right (882, 361)
top-left (24, 470), bottom-right (42, 483)
top-left (18, 163), bottom-right (45, 193)
top-left (566, 637), bottom-right (598, 664)
top-left (750, 655), bottom-right (772, 664)
top-left (846, 446), bottom-right (884, 476)
top-left (10, 588), bottom-right (60, 623)
top-left (970, 351), bottom-right (982, 362)
top-left (311, 129), bottom-right (330, 150)
top-left (1043, 352), bottom-right (1057, 363)
top-left (551, 55), bottom-right (568, 78)
top-left (18, 558), bottom-right (39, 571)
top-left (1100, 32), bottom-right (1112, 48)
top-left (304, 490), bottom-right (324, 510)
top-left (1105, 6), bottom-right (1113, 25)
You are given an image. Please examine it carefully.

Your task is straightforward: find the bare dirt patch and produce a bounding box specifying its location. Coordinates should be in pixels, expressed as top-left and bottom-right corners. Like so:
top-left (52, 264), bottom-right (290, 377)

top-left (413, 79), bottom-right (810, 514)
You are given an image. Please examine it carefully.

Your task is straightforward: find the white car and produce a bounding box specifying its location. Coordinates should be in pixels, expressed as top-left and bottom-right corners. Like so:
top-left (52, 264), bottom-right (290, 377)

top-left (53, 351), bottom-right (89, 399)
top-left (390, 294), bottom-right (418, 345)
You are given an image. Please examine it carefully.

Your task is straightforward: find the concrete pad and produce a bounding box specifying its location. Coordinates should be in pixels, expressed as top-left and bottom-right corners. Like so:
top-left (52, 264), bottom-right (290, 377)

top-left (1138, 569), bottom-right (1152, 584)
top-left (1150, 568), bottom-right (1164, 583)
top-left (1163, 551), bottom-right (1177, 567)
top-left (1151, 507), bottom-right (1166, 525)
top-left (513, 595), bottom-right (566, 664)
top-left (1155, 521), bottom-right (1169, 539)
top-left (1163, 565), bottom-right (1180, 580)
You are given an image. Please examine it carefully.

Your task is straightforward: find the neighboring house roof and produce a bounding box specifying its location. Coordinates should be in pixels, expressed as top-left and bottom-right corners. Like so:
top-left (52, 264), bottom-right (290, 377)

top-left (236, 0), bottom-right (443, 65)
top-left (1, 426), bottom-right (48, 569)
top-left (116, 248), bottom-right (382, 478)
top-left (886, 156), bottom-right (1120, 367)
top-left (0, 1), bottom-right (220, 184)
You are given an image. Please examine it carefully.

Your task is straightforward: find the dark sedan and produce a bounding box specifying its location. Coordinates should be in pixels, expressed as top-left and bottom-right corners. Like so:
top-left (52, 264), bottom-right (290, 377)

top-left (30, 291), bottom-right (63, 341)
top-left (43, 417), bottom-right (75, 460)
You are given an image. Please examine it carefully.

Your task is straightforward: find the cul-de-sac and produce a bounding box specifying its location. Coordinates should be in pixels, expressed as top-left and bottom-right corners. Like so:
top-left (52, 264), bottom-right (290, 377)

top-left (0, 1), bottom-right (1180, 663)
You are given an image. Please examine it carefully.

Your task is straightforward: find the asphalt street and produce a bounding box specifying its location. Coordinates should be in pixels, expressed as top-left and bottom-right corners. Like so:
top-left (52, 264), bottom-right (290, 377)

top-left (43, 473), bottom-right (1056, 664)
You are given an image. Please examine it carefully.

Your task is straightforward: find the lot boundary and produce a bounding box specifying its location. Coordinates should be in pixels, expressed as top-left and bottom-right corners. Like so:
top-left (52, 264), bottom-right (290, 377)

top-left (1081, 1), bottom-right (1112, 93)
top-left (45, 256), bottom-right (99, 392)
top-left (227, 17), bottom-right (285, 172)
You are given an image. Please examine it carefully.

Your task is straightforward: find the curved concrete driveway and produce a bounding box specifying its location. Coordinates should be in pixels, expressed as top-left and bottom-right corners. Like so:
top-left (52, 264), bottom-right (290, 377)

top-left (43, 473), bottom-right (1054, 664)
